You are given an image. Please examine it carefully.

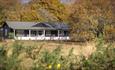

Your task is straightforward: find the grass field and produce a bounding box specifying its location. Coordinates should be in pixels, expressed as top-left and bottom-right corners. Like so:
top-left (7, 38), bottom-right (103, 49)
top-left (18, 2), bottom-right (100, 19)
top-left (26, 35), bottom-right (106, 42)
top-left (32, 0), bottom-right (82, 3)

top-left (0, 40), bottom-right (96, 57)
top-left (0, 39), bottom-right (115, 70)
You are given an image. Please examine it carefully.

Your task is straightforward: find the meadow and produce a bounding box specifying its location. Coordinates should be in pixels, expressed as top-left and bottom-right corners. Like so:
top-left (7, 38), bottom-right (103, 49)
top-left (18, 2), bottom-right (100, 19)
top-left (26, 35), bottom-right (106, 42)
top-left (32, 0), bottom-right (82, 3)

top-left (0, 38), bottom-right (115, 70)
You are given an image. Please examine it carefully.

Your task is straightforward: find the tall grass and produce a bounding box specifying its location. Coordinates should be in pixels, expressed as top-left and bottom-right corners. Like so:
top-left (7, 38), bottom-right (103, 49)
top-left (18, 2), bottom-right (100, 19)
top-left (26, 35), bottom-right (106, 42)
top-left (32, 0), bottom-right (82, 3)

top-left (0, 39), bottom-right (115, 70)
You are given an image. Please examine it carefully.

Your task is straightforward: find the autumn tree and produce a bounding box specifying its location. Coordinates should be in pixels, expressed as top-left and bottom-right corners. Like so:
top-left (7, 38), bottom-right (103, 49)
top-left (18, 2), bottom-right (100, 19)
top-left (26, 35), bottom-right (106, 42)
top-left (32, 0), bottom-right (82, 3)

top-left (6, 0), bottom-right (67, 22)
top-left (0, 0), bottom-right (20, 23)
top-left (67, 0), bottom-right (115, 41)
top-left (30, 0), bottom-right (67, 21)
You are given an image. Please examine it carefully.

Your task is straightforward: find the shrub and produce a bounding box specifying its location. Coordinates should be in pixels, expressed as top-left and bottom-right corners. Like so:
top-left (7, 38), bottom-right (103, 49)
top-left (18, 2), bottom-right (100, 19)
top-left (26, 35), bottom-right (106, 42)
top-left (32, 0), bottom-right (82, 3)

top-left (9, 32), bottom-right (14, 39)
top-left (82, 36), bottom-right (115, 70)
top-left (0, 45), bottom-right (6, 70)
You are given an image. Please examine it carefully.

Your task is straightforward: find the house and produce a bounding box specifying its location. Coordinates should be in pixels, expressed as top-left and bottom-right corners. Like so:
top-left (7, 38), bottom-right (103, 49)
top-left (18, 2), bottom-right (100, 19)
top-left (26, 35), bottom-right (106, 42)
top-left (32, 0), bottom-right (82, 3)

top-left (0, 21), bottom-right (70, 40)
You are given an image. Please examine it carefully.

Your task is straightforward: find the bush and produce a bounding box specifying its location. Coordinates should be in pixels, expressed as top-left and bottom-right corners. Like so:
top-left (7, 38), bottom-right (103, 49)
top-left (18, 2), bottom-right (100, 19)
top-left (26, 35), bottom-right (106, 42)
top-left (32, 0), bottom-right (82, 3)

top-left (0, 45), bottom-right (6, 70)
top-left (9, 32), bottom-right (14, 39)
top-left (32, 46), bottom-right (78, 70)
top-left (82, 37), bottom-right (115, 70)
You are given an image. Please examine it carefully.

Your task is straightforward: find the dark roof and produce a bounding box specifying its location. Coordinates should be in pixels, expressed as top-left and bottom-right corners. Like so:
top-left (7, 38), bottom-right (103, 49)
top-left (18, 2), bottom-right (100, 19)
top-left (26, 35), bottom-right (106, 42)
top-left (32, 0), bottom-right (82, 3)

top-left (6, 21), bottom-right (69, 30)
top-left (32, 22), bottom-right (53, 28)
top-left (48, 22), bottom-right (69, 30)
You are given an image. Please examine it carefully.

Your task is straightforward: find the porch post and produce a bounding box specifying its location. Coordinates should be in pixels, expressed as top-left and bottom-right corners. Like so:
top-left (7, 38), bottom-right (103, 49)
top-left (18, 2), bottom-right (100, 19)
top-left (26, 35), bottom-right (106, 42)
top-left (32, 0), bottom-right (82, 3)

top-left (29, 30), bottom-right (31, 37)
top-left (43, 30), bottom-right (45, 40)
top-left (14, 29), bottom-right (15, 39)
top-left (44, 30), bottom-right (45, 37)
top-left (58, 30), bottom-right (60, 40)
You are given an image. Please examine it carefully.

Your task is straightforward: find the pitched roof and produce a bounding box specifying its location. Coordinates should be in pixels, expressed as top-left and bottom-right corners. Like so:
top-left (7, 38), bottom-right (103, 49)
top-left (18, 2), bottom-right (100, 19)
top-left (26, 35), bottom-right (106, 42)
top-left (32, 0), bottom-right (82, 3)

top-left (6, 21), bottom-right (69, 30)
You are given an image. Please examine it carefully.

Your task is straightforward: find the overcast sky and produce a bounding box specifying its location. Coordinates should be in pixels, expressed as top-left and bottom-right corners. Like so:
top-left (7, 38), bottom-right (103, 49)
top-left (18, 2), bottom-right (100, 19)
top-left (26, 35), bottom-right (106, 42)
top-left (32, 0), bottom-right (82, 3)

top-left (21, 0), bottom-right (75, 4)
top-left (60, 0), bottom-right (75, 3)
top-left (21, 0), bottom-right (31, 3)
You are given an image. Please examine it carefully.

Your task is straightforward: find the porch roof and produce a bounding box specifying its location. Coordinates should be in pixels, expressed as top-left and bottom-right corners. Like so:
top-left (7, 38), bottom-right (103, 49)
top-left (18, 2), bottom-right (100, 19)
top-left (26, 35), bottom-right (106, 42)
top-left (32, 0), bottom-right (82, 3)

top-left (6, 21), bottom-right (69, 30)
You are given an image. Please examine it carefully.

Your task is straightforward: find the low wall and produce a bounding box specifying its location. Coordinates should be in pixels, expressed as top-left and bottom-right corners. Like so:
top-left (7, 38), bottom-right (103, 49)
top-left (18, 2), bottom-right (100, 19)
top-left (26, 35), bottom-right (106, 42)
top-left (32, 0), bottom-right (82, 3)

top-left (14, 36), bottom-right (70, 40)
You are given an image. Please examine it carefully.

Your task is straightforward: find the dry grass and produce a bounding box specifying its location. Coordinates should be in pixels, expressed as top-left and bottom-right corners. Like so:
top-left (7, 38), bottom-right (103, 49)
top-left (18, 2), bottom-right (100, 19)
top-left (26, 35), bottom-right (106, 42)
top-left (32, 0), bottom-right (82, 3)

top-left (0, 40), bottom-right (97, 57)
top-left (0, 40), bottom-right (115, 70)
top-left (3, 39), bottom-right (115, 58)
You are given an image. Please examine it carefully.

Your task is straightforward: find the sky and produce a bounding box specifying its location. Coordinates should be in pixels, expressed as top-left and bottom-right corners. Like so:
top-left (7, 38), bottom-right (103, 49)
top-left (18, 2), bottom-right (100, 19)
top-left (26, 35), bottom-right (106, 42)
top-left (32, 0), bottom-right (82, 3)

top-left (21, 0), bottom-right (31, 3)
top-left (60, 0), bottom-right (75, 4)
top-left (21, 0), bottom-right (75, 4)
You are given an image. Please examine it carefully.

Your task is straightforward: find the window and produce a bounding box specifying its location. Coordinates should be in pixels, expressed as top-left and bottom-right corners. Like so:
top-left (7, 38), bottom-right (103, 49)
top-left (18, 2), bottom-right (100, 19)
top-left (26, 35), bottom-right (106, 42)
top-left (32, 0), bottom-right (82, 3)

top-left (45, 30), bottom-right (51, 37)
top-left (31, 30), bottom-right (37, 36)
top-left (59, 30), bottom-right (64, 36)
top-left (64, 31), bottom-right (69, 36)
top-left (59, 30), bottom-right (69, 36)
top-left (16, 30), bottom-right (24, 37)
top-left (38, 30), bottom-right (43, 36)
top-left (24, 30), bottom-right (29, 37)
top-left (51, 30), bottom-right (58, 37)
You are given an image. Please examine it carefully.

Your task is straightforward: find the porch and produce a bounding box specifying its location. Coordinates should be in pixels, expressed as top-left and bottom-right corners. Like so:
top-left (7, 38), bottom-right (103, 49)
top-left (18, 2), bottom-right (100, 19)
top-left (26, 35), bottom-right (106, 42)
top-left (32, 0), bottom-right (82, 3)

top-left (14, 29), bottom-right (70, 40)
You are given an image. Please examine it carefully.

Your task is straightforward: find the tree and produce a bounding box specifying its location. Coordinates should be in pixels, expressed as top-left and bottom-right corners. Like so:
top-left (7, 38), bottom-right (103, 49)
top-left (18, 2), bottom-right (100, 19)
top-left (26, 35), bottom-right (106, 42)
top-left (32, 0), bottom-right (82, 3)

top-left (67, 0), bottom-right (115, 41)
top-left (6, 0), bottom-right (67, 22)
top-left (0, 0), bottom-right (20, 23)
